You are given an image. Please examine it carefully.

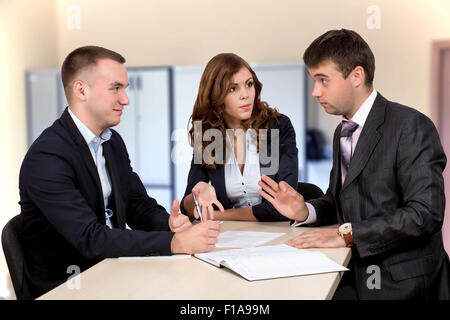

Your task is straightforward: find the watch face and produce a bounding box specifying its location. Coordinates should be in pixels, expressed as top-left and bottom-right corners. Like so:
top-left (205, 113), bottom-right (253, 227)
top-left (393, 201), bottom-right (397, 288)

top-left (339, 223), bottom-right (352, 234)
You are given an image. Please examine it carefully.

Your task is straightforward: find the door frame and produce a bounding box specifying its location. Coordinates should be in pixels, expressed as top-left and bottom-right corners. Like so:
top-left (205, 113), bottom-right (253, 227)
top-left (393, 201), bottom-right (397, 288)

top-left (431, 40), bottom-right (450, 130)
top-left (431, 40), bottom-right (450, 254)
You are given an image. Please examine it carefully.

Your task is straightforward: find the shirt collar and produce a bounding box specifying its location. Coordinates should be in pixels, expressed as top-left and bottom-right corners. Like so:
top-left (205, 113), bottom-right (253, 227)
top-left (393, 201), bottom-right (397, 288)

top-left (68, 107), bottom-right (112, 146)
top-left (346, 89), bottom-right (377, 128)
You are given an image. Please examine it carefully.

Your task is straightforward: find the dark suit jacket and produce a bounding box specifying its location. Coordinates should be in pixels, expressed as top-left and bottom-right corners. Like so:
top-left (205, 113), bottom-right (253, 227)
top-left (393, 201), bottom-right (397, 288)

top-left (180, 113), bottom-right (298, 221)
top-left (308, 93), bottom-right (450, 299)
top-left (19, 108), bottom-right (174, 299)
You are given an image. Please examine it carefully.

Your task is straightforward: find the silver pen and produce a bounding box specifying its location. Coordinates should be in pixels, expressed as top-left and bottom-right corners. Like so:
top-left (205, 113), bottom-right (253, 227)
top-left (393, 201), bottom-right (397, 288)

top-left (192, 193), bottom-right (203, 222)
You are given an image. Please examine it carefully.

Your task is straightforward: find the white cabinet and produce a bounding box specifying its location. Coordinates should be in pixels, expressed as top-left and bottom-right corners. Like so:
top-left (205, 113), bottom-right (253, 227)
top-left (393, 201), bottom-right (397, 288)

top-left (26, 70), bottom-right (66, 145)
top-left (252, 63), bottom-right (307, 181)
top-left (114, 68), bottom-right (174, 211)
top-left (26, 64), bottom-right (308, 213)
top-left (26, 67), bottom-right (175, 211)
top-left (172, 64), bottom-right (307, 202)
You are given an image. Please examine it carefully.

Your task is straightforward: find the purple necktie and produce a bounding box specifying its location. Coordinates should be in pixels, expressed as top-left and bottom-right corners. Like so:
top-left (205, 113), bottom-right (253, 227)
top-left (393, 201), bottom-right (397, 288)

top-left (340, 120), bottom-right (359, 183)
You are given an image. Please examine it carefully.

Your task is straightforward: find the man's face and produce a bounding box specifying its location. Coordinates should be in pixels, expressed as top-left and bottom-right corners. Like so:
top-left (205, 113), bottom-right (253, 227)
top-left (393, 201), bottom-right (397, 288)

top-left (84, 59), bottom-right (129, 133)
top-left (308, 60), bottom-right (357, 119)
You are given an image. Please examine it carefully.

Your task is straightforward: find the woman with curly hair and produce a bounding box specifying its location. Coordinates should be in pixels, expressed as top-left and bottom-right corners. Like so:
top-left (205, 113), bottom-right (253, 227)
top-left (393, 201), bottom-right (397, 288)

top-left (180, 53), bottom-right (299, 221)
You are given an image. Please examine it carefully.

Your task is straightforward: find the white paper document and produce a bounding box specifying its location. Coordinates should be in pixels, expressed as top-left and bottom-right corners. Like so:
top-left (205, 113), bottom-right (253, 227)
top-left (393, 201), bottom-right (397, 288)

top-left (195, 244), bottom-right (348, 281)
top-left (118, 254), bottom-right (191, 260)
top-left (216, 231), bottom-right (285, 248)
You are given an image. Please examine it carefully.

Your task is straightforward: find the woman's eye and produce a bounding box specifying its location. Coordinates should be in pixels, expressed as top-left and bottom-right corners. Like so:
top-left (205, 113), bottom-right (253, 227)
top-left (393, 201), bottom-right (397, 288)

top-left (230, 87), bottom-right (236, 92)
top-left (321, 79), bottom-right (328, 84)
top-left (246, 81), bottom-right (254, 88)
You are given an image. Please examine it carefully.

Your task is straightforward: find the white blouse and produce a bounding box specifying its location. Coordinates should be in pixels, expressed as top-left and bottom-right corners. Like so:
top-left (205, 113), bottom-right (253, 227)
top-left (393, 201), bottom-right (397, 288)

top-left (224, 130), bottom-right (262, 208)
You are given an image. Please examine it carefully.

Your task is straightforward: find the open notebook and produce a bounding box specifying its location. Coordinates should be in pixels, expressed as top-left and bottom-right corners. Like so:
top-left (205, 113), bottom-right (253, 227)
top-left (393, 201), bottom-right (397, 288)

top-left (194, 244), bottom-right (348, 281)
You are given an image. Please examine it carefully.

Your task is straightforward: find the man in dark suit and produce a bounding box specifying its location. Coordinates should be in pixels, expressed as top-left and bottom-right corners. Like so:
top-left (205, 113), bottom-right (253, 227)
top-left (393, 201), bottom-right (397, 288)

top-left (19, 46), bottom-right (220, 299)
top-left (259, 29), bottom-right (450, 299)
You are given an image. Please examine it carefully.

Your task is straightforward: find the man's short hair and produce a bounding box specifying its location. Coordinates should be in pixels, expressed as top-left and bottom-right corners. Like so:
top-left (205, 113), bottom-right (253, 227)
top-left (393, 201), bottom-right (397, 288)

top-left (61, 45), bottom-right (126, 100)
top-left (303, 29), bottom-right (375, 86)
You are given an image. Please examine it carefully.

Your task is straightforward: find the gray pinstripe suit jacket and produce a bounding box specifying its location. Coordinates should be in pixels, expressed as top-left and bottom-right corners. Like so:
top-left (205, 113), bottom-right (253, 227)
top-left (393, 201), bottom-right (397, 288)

top-left (309, 93), bottom-right (450, 299)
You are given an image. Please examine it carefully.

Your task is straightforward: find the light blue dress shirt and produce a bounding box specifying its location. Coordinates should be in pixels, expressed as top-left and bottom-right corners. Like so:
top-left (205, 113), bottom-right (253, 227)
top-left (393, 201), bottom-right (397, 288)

top-left (67, 108), bottom-right (115, 228)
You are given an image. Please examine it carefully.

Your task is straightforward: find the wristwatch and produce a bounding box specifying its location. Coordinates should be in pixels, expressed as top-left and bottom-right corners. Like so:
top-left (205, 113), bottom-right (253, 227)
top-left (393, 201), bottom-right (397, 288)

top-left (338, 222), bottom-right (354, 247)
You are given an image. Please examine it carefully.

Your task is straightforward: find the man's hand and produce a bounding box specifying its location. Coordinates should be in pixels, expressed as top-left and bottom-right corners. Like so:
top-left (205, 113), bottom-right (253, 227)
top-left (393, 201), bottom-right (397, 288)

top-left (169, 200), bottom-right (192, 232)
top-left (170, 220), bottom-right (221, 254)
top-left (258, 175), bottom-right (309, 222)
top-left (286, 228), bottom-right (346, 249)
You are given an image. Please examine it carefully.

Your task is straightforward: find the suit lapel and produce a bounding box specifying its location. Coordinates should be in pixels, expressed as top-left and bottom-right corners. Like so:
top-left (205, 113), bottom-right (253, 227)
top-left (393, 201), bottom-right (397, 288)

top-left (341, 94), bottom-right (386, 191)
top-left (209, 164), bottom-right (232, 208)
top-left (103, 141), bottom-right (125, 229)
top-left (331, 124), bottom-right (342, 196)
top-left (331, 125), bottom-right (345, 224)
top-left (259, 117), bottom-right (277, 180)
top-left (61, 108), bottom-right (106, 220)
top-left (214, 142), bottom-right (231, 208)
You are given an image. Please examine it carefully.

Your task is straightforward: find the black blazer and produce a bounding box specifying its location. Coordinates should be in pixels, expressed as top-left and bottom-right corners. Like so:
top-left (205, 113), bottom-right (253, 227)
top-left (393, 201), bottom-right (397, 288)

top-left (19, 108), bottom-right (174, 299)
top-left (308, 93), bottom-right (450, 299)
top-left (180, 113), bottom-right (299, 221)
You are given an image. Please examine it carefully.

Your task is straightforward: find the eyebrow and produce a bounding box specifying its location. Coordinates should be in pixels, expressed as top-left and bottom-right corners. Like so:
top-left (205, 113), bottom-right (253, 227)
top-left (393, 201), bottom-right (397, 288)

top-left (312, 73), bottom-right (329, 78)
top-left (110, 81), bottom-right (128, 88)
top-left (231, 77), bottom-right (253, 85)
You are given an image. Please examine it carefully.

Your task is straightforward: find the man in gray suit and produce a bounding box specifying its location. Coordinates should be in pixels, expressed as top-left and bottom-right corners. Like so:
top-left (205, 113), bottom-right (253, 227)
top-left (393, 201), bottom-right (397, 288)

top-left (259, 29), bottom-right (450, 299)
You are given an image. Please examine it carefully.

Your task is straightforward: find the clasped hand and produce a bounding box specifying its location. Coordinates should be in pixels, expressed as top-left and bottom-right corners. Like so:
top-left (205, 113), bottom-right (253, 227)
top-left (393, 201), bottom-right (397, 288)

top-left (169, 199), bottom-right (221, 254)
top-left (168, 200), bottom-right (192, 232)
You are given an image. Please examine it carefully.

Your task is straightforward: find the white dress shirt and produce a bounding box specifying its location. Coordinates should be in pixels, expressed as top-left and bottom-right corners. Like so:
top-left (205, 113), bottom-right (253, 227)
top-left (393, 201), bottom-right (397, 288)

top-left (293, 89), bottom-right (378, 226)
top-left (224, 129), bottom-right (262, 209)
top-left (67, 108), bottom-right (115, 228)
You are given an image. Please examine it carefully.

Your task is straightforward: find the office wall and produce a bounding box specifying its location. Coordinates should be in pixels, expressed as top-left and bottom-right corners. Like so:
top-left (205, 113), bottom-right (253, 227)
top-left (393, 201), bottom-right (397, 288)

top-left (0, 0), bottom-right (59, 299)
top-left (54, 0), bottom-right (450, 141)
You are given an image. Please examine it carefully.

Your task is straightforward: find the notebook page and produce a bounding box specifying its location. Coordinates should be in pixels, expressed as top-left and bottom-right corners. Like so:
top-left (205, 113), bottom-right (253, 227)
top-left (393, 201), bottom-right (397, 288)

top-left (196, 244), bottom-right (348, 281)
top-left (216, 231), bottom-right (285, 248)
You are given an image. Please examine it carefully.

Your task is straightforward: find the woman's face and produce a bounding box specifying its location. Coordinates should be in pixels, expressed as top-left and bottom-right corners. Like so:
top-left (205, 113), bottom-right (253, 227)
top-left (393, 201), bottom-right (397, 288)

top-left (223, 67), bottom-right (256, 128)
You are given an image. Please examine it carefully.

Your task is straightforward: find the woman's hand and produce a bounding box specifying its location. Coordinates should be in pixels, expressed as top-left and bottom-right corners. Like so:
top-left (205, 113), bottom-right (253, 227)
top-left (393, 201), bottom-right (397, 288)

top-left (192, 181), bottom-right (225, 221)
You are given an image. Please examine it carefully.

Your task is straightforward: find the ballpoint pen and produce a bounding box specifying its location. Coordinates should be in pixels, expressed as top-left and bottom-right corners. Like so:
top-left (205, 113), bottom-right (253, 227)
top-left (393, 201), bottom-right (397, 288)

top-left (192, 192), bottom-right (203, 222)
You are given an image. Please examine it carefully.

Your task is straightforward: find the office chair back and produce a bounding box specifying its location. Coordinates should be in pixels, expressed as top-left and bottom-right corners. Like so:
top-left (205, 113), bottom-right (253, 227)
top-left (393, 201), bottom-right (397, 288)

top-left (297, 182), bottom-right (324, 201)
top-left (1, 215), bottom-right (24, 300)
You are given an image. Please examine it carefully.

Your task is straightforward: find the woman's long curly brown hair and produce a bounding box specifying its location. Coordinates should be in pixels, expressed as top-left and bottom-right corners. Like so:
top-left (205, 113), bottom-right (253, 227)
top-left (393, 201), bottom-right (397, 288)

top-left (188, 53), bottom-right (280, 169)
